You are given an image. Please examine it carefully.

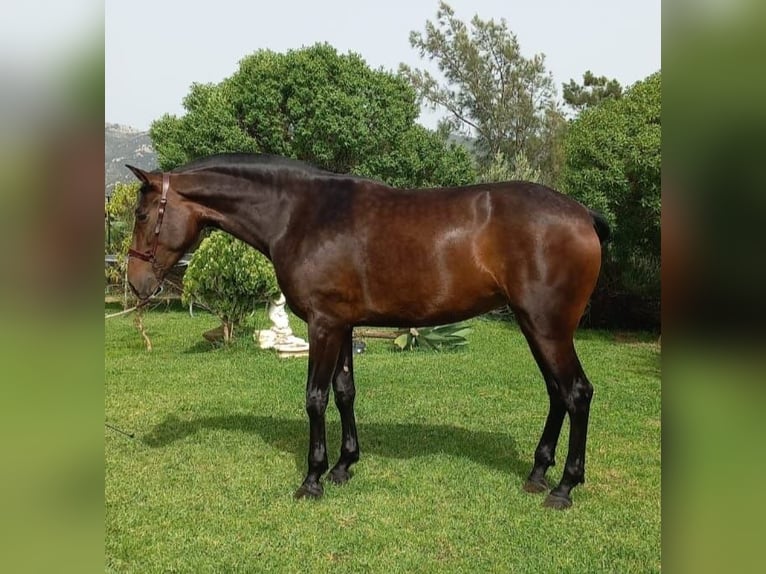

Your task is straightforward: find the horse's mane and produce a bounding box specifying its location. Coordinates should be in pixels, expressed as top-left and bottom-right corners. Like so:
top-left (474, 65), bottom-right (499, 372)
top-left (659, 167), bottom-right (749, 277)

top-left (170, 153), bottom-right (334, 178)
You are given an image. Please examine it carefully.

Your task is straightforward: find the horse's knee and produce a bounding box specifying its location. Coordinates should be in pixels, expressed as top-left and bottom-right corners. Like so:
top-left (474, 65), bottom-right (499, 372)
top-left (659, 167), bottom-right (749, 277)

top-left (306, 388), bottom-right (329, 418)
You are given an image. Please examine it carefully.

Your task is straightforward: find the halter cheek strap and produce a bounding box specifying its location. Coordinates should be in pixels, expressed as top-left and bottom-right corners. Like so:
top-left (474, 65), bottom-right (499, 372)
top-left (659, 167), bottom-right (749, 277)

top-left (128, 173), bottom-right (170, 264)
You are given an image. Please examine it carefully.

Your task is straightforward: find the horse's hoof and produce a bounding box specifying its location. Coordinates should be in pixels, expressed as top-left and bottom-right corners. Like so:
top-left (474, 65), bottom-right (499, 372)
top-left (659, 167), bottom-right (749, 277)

top-left (543, 493), bottom-right (572, 510)
top-left (327, 466), bottom-right (352, 485)
top-left (523, 477), bottom-right (549, 494)
top-left (294, 481), bottom-right (324, 500)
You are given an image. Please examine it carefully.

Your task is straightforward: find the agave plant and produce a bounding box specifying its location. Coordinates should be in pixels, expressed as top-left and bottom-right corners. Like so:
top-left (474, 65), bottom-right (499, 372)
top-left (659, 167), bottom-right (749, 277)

top-left (392, 323), bottom-right (472, 351)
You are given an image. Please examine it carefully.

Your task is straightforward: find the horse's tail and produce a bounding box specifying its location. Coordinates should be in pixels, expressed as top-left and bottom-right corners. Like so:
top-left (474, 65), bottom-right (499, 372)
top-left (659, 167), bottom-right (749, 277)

top-left (589, 210), bottom-right (611, 244)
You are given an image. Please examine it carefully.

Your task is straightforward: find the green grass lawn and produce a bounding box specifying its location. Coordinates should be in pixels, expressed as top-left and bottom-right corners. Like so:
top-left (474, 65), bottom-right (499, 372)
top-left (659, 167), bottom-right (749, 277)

top-left (105, 303), bottom-right (661, 573)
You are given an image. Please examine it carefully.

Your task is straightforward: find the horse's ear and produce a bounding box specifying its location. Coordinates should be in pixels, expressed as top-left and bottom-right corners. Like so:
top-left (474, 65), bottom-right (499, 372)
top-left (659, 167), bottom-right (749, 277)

top-left (125, 164), bottom-right (151, 186)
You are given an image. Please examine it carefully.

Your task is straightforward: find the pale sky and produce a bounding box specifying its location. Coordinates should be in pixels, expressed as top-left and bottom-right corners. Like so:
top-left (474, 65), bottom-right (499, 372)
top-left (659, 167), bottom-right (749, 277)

top-left (105, 0), bottom-right (660, 131)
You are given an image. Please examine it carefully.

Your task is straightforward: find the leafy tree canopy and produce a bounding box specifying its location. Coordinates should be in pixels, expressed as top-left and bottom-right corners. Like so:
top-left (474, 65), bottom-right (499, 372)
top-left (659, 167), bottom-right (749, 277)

top-left (561, 71), bottom-right (661, 296)
top-left (563, 71), bottom-right (623, 116)
top-left (400, 1), bottom-right (566, 184)
top-left (151, 43), bottom-right (475, 188)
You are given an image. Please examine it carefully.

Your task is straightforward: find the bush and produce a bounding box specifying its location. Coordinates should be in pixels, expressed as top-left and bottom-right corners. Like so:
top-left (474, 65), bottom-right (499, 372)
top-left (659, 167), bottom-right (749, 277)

top-left (560, 72), bottom-right (660, 298)
top-left (105, 182), bottom-right (140, 299)
top-left (478, 151), bottom-right (541, 183)
top-left (182, 231), bottom-right (280, 341)
top-left (150, 43), bottom-right (476, 188)
top-left (393, 323), bottom-right (472, 351)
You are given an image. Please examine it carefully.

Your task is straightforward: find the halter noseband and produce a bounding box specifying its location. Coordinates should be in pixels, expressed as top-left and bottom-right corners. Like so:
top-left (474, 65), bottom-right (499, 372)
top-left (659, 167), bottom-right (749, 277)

top-left (128, 173), bottom-right (169, 265)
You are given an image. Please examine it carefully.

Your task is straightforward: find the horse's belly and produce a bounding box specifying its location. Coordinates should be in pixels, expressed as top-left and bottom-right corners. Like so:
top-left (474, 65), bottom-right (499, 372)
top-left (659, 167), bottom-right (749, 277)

top-left (357, 272), bottom-right (504, 327)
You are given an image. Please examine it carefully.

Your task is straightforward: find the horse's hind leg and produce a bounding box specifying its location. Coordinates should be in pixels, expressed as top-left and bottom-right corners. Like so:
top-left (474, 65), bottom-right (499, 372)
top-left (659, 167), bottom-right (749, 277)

top-left (522, 366), bottom-right (567, 494)
top-left (328, 328), bottom-right (360, 484)
top-left (517, 313), bottom-right (593, 509)
top-left (545, 358), bottom-right (593, 510)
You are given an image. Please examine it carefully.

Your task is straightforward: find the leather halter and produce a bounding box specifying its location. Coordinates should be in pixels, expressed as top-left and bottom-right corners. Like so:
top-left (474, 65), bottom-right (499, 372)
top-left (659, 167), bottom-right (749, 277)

top-left (128, 173), bottom-right (169, 265)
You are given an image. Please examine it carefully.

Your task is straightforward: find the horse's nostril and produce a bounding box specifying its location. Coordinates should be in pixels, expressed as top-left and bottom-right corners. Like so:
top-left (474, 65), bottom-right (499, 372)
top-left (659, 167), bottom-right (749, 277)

top-left (127, 276), bottom-right (158, 300)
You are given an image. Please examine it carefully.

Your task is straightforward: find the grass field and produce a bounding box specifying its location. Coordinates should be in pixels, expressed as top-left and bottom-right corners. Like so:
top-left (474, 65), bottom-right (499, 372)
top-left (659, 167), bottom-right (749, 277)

top-left (105, 303), bottom-right (661, 573)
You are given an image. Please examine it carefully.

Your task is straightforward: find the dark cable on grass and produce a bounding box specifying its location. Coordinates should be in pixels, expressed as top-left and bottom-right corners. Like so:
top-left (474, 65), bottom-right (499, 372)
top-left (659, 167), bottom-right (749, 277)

top-left (106, 423), bottom-right (135, 439)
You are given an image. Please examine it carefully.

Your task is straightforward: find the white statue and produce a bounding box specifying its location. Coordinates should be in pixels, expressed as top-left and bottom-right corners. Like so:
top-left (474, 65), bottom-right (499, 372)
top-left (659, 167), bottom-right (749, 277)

top-left (255, 293), bottom-right (309, 357)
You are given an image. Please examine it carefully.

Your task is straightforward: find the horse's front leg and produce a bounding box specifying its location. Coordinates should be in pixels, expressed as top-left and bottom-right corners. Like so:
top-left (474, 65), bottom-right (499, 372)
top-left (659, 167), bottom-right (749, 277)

top-left (328, 328), bottom-right (360, 484)
top-left (294, 320), bottom-right (345, 499)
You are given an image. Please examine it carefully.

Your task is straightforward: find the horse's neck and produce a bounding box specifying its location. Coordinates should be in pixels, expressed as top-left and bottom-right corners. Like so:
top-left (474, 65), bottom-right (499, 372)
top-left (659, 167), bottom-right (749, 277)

top-left (191, 173), bottom-right (289, 257)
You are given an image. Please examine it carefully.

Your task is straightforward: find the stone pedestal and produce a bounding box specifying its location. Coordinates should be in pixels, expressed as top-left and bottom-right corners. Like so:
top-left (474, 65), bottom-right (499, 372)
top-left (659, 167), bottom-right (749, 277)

top-left (254, 293), bottom-right (310, 358)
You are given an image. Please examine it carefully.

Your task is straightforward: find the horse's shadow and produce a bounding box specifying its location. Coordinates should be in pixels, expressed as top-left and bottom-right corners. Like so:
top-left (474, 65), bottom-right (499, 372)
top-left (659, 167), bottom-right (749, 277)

top-left (143, 414), bottom-right (529, 479)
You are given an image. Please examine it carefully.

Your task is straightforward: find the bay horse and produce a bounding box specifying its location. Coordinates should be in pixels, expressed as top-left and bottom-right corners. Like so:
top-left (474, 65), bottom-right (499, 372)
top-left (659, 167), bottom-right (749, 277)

top-left (125, 154), bottom-right (609, 509)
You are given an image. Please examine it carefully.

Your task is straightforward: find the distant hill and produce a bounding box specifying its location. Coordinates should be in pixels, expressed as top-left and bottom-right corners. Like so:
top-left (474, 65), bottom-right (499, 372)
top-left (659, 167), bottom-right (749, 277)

top-left (105, 123), bottom-right (157, 197)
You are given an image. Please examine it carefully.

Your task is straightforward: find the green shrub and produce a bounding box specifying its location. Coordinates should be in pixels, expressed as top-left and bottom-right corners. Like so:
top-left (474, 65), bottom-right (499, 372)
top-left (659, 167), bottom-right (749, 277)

top-left (182, 231), bottom-right (280, 341)
top-left (478, 151), bottom-right (541, 184)
top-left (105, 182), bottom-right (140, 298)
top-left (561, 72), bottom-right (660, 298)
top-left (393, 323), bottom-right (472, 351)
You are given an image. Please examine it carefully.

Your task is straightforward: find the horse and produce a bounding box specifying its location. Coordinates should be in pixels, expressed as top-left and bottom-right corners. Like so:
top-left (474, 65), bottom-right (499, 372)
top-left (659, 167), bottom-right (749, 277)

top-left (125, 154), bottom-right (610, 509)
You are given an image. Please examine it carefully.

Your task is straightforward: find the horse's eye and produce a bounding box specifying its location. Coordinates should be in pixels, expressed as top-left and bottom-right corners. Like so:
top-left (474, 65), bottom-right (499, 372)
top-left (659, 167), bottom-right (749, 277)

top-left (135, 211), bottom-right (148, 222)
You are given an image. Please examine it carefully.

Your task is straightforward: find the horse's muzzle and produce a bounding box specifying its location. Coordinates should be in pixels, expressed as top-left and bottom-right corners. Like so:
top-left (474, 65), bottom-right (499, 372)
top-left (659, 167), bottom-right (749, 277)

top-left (127, 276), bottom-right (163, 303)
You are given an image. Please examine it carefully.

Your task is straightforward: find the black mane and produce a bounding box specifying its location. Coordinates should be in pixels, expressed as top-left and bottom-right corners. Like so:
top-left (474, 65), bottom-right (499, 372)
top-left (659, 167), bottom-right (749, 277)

top-left (171, 153), bottom-right (333, 178)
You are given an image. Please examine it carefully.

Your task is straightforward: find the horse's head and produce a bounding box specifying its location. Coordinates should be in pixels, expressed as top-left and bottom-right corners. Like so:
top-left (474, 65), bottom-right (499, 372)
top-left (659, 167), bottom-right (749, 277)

top-left (125, 165), bottom-right (202, 302)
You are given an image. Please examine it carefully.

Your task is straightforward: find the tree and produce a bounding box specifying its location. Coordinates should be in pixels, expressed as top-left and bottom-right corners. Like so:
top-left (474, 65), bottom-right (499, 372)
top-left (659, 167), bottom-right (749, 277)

top-left (105, 182), bottom-right (140, 303)
top-left (151, 43), bottom-right (475, 188)
top-left (563, 71), bottom-right (623, 116)
top-left (561, 71), bottom-right (661, 297)
top-left (478, 150), bottom-right (541, 184)
top-left (182, 231), bottom-right (280, 342)
top-left (400, 1), bottom-right (565, 184)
